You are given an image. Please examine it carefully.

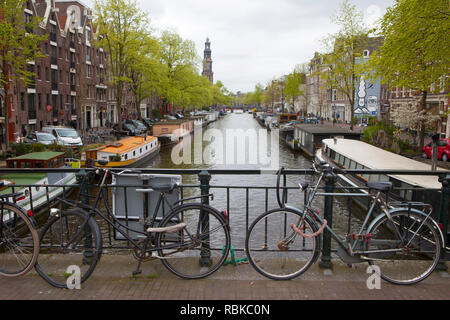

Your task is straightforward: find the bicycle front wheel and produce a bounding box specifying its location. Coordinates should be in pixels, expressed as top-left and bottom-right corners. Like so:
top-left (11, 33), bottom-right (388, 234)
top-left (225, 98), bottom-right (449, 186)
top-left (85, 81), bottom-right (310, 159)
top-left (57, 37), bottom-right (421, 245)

top-left (0, 202), bottom-right (39, 277)
top-left (156, 204), bottom-right (231, 279)
top-left (367, 210), bottom-right (441, 285)
top-left (34, 209), bottom-right (102, 288)
top-left (246, 208), bottom-right (320, 280)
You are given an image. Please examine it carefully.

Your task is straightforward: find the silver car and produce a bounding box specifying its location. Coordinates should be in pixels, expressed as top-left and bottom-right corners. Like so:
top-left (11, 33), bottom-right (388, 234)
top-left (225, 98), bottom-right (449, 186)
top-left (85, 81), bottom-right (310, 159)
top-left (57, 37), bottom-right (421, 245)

top-left (23, 132), bottom-right (57, 145)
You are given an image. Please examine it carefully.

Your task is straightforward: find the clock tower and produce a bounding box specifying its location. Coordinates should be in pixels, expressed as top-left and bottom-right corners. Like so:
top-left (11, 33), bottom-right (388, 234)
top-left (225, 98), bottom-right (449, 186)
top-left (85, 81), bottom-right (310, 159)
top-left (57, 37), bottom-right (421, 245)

top-left (202, 37), bottom-right (214, 83)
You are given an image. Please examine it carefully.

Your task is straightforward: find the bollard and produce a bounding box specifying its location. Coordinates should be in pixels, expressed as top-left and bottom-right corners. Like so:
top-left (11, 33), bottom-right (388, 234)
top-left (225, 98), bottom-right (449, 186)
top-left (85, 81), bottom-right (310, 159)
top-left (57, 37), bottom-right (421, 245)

top-left (198, 170), bottom-right (212, 267)
top-left (319, 171), bottom-right (336, 269)
top-left (76, 169), bottom-right (93, 265)
top-left (436, 174), bottom-right (450, 271)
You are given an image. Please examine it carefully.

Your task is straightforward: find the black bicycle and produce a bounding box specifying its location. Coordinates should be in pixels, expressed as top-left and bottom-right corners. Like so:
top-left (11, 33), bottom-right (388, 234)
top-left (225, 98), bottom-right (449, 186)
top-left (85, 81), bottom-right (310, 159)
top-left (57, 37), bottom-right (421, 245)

top-left (35, 162), bottom-right (231, 288)
top-left (0, 184), bottom-right (39, 278)
top-left (245, 162), bottom-right (444, 285)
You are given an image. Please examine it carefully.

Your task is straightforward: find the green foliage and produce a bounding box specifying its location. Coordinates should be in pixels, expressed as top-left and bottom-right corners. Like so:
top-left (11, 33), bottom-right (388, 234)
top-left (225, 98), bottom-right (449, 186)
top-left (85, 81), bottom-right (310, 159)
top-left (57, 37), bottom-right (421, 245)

top-left (10, 143), bottom-right (32, 156)
top-left (31, 143), bottom-right (46, 153)
top-left (110, 154), bottom-right (122, 162)
top-left (152, 108), bottom-right (162, 119)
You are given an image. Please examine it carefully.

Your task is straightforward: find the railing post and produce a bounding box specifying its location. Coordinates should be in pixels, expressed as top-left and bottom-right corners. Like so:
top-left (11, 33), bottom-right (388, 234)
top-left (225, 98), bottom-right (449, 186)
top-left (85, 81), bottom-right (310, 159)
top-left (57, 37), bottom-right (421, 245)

top-left (76, 169), bottom-right (93, 264)
top-left (319, 171), bottom-right (336, 269)
top-left (437, 174), bottom-right (450, 271)
top-left (198, 170), bottom-right (212, 267)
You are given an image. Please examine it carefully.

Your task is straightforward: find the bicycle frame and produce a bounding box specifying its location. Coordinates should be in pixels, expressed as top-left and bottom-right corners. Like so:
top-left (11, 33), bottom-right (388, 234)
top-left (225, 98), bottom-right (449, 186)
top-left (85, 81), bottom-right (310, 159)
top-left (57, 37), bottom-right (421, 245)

top-left (59, 169), bottom-right (213, 253)
top-left (288, 167), bottom-right (439, 258)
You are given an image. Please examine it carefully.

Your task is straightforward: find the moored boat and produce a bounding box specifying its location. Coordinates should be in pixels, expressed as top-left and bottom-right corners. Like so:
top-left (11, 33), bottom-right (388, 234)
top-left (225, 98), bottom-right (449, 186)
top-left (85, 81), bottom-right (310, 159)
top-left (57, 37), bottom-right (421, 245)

top-left (0, 152), bottom-right (77, 214)
top-left (316, 138), bottom-right (443, 218)
top-left (81, 135), bottom-right (160, 168)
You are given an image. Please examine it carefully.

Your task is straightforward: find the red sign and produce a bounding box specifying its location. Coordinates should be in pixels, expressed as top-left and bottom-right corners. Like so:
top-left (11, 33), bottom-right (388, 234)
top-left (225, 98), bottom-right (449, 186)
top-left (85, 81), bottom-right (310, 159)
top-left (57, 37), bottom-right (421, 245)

top-left (46, 105), bottom-right (52, 112)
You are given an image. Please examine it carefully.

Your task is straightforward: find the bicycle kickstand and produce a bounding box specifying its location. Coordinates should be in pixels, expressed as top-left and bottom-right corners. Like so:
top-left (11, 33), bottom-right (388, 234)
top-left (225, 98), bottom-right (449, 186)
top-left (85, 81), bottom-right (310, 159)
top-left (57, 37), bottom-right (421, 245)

top-left (132, 237), bottom-right (150, 277)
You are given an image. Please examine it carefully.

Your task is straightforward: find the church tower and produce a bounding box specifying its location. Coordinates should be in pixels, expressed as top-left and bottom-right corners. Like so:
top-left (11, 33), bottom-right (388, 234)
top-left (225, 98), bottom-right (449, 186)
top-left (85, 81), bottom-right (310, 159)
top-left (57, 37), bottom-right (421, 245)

top-left (202, 37), bottom-right (213, 83)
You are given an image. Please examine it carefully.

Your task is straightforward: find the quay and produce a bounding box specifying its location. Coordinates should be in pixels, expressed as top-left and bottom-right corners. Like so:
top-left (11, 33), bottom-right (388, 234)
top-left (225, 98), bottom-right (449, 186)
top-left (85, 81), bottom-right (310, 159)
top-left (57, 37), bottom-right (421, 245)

top-left (1, 255), bottom-right (449, 300)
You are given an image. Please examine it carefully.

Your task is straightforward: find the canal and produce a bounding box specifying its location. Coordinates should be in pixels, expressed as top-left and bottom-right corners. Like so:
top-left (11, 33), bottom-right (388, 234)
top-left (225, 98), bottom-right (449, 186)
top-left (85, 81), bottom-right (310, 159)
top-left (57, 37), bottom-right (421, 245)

top-left (128, 112), bottom-right (363, 251)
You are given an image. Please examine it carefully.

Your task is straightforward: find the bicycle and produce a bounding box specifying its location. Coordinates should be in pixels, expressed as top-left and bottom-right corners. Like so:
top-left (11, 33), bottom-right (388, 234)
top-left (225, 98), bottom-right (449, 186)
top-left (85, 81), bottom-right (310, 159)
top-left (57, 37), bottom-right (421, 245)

top-left (245, 161), bottom-right (444, 285)
top-left (0, 182), bottom-right (40, 277)
top-left (34, 162), bottom-right (231, 288)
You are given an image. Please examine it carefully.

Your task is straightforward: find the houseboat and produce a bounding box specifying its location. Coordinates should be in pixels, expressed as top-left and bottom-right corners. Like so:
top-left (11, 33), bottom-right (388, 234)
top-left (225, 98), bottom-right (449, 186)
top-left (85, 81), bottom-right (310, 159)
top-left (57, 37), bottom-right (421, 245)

top-left (152, 119), bottom-right (194, 140)
top-left (278, 113), bottom-right (298, 124)
top-left (81, 135), bottom-right (160, 168)
top-left (0, 152), bottom-right (77, 214)
top-left (295, 125), bottom-right (362, 157)
top-left (315, 138), bottom-right (443, 217)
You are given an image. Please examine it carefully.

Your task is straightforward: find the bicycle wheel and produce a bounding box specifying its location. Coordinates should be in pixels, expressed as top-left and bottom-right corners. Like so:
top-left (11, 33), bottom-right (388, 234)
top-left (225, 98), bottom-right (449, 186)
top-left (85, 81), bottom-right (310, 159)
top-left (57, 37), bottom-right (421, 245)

top-left (367, 210), bottom-right (441, 285)
top-left (34, 209), bottom-right (102, 288)
top-left (0, 202), bottom-right (39, 277)
top-left (246, 208), bottom-right (320, 280)
top-left (156, 204), bottom-right (231, 279)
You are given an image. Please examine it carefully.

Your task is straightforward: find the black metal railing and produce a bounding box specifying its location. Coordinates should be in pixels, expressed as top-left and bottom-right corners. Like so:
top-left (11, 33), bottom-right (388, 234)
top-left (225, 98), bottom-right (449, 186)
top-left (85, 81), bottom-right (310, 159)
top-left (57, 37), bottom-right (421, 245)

top-left (0, 167), bottom-right (449, 269)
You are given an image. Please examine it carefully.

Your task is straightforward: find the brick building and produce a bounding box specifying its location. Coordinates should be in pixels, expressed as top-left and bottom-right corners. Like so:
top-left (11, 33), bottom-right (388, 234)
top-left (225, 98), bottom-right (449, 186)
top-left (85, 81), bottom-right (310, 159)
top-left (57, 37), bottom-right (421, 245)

top-left (1, 0), bottom-right (127, 148)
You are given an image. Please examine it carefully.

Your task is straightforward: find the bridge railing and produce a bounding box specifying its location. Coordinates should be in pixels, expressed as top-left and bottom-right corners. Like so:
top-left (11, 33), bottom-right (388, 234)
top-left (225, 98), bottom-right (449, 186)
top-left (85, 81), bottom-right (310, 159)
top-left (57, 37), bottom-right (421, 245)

top-left (0, 167), bottom-right (448, 268)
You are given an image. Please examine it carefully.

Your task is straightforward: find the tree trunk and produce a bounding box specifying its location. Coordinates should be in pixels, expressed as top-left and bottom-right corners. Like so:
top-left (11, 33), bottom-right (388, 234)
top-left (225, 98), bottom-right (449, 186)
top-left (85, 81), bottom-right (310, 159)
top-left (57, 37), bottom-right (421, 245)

top-left (418, 90), bottom-right (428, 150)
top-left (116, 82), bottom-right (123, 131)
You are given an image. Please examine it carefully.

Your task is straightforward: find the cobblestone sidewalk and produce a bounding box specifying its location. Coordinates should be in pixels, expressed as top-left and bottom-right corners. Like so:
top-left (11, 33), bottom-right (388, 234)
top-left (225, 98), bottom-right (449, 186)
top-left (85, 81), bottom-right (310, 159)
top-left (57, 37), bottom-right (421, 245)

top-left (1, 254), bottom-right (449, 300)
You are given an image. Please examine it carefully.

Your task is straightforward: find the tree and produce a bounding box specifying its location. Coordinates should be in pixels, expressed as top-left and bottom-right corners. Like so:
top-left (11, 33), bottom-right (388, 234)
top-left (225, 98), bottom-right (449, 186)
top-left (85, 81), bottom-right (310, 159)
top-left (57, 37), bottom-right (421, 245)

top-left (158, 30), bottom-right (198, 111)
top-left (128, 34), bottom-right (164, 120)
top-left (94, 0), bottom-right (149, 130)
top-left (0, 0), bottom-right (45, 149)
top-left (390, 103), bottom-right (439, 146)
top-left (322, 0), bottom-right (369, 130)
top-left (367, 0), bottom-right (450, 149)
top-left (284, 65), bottom-right (306, 112)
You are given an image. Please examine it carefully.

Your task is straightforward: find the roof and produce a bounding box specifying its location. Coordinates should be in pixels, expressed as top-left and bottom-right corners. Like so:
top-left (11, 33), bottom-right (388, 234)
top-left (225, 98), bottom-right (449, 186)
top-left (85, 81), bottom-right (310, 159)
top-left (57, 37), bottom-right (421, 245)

top-left (96, 136), bottom-right (157, 155)
top-left (323, 139), bottom-right (443, 189)
top-left (8, 152), bottom-right (65, 161)
top-left (295, 124), bottom-right (361, 135)
top-left (0, 173), bottom-right (47, 189)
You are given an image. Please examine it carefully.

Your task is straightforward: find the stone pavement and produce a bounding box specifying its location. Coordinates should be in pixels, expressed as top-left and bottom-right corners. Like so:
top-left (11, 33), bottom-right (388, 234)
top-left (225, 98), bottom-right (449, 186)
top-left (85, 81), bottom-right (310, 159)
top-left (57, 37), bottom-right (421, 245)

top-left (1, 254), bottom-right (449, 301)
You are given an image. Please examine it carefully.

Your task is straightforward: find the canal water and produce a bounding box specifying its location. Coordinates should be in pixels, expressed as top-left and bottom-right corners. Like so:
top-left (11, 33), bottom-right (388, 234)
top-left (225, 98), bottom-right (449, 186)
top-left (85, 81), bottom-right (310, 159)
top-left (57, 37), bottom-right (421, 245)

top-left (130, 112), bottom-right (363, 250)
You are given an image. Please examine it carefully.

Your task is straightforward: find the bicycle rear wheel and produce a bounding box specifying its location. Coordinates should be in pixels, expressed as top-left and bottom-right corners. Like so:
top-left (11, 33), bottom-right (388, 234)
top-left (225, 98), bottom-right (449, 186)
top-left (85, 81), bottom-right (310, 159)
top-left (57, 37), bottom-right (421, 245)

top-left (246, 208), bottom-right (320, 280)
top-left (156, 204), bottom-right (231, 279)
top-left (0, 202), bottom-right (39, 277)
top-left (367, 210), bottom-right (441, 285)
top-left (34, 209), bottom-right (102, 288)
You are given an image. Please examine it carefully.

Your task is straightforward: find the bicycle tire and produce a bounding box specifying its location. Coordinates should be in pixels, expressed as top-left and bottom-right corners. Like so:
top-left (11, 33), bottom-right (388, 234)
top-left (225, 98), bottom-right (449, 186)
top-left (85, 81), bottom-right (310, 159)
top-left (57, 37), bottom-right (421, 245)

top-left (366, 210), bottom-right (441, 285)
top-left (34, 209), bottom-right (102, 288)
top-left (245, 207), bottom-right (321, 280)
top-left (0, 202), bottom-right (39, 277)
top-left (156, 203), bottom-right (231, 279)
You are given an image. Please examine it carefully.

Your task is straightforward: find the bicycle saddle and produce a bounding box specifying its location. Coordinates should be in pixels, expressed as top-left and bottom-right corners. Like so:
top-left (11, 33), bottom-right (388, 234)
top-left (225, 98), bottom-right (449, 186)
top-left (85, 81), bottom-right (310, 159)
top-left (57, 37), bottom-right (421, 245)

top-left (366, 181), bottom-right (393, 191)
top-left (150, 182), bottom-right (178, 192)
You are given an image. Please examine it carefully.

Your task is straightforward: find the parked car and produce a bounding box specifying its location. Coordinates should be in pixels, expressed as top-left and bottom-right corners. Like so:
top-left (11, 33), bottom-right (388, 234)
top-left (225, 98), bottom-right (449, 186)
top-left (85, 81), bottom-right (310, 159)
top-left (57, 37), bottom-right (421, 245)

top-left (141, 118), bottom-right (154, 130)
top-left (128, 119), bottom-right (147, 133)
top-left (422, 138), bottom-right (450, 162)
top-left (174, 113), bottom-right (184, 119)
top-left (42, 126), bottom-right (83, 147)
top-left (113, 122), bottom-right (142, 136)
top-left (23, 132), bottom-right (57, 145)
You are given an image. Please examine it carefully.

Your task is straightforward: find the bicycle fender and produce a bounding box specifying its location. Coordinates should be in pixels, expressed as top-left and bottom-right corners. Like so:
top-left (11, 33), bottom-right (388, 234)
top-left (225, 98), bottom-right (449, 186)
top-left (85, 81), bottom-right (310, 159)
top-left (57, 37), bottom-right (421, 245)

top-left (367, 207), bottom-right (445, 249)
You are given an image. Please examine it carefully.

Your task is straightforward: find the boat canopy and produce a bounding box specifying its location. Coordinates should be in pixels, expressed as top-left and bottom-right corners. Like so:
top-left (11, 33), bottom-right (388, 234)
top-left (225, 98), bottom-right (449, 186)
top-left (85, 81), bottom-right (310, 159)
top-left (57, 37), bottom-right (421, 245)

top-left (322, 139), bottom-right (442, 189)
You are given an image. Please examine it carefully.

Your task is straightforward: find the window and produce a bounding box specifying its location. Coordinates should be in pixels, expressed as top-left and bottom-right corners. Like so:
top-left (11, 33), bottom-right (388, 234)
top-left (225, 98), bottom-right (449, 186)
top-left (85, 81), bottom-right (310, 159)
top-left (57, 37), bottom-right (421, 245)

top-left (38, 93), bottom-right (42, 110)
top-left (363, 50), bottom-right (370, 57)
top-left (21, 93), bottom-right (25, 110)
top-left (37, 65), bottom-right (41, 80)
top-left (86, 47), bottom-right (91, 62)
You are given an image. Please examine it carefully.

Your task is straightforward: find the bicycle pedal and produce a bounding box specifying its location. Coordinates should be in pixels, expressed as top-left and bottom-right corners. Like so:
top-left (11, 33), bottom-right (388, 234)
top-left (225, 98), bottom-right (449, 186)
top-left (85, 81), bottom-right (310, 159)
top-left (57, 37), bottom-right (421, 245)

top-left (132, 270), bottom-right (142, 276)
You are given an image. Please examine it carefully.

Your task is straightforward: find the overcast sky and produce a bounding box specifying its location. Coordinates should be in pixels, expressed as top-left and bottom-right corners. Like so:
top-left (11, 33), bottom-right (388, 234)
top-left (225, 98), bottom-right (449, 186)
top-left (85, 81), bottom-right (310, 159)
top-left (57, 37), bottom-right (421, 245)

top-left (87, 0), bottom-right (396, 93)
